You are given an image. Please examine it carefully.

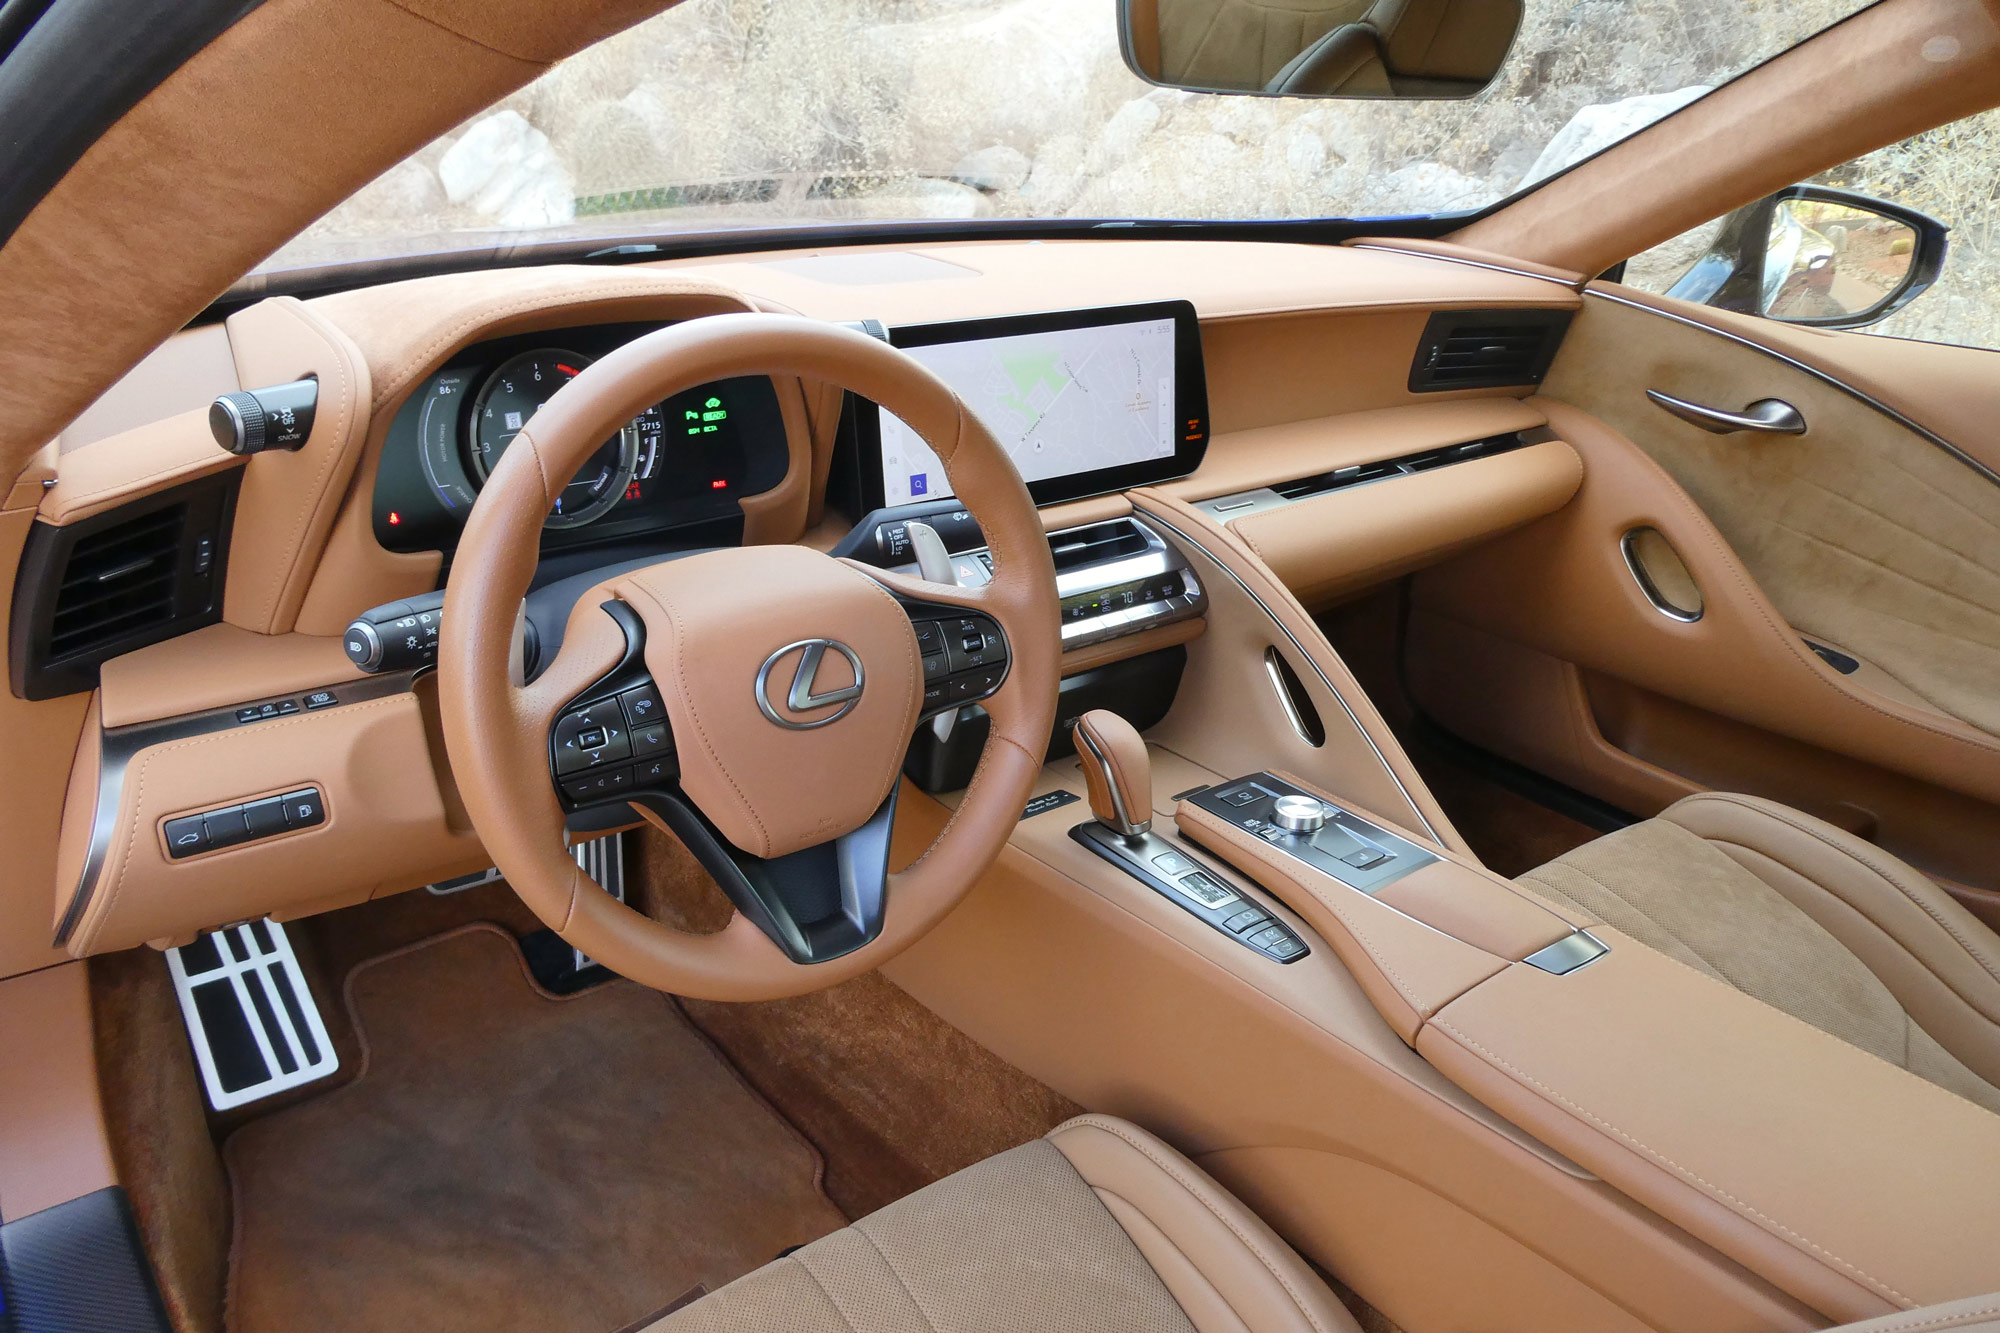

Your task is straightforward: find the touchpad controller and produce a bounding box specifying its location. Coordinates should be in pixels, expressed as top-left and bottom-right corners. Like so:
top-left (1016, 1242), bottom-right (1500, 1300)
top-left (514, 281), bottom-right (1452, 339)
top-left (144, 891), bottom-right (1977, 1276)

top-left (1188, 775), bottom-right (1438, 895)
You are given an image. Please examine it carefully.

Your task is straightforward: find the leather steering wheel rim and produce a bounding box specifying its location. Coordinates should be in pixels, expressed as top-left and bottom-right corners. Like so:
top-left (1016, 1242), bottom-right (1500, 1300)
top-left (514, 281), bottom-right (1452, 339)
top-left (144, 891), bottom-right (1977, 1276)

top-left (438, 313), bottom-right (1059, 1001)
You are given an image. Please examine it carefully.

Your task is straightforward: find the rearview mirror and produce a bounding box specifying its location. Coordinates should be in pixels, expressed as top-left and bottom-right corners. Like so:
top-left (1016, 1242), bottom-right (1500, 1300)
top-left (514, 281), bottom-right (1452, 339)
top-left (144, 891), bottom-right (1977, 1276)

top-left (1664, 185), bottom-right (1949, 330)
top-left (1117, 0), bottom-right (1523, 99)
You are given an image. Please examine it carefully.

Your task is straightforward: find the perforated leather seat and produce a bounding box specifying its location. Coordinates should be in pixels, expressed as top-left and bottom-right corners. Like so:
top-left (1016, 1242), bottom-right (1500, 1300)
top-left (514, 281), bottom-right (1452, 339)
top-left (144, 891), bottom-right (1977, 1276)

top-left (648, 1114), bottom-right (1359, 1333)
top-left (1518, 792), bottom-right (2000, 1113)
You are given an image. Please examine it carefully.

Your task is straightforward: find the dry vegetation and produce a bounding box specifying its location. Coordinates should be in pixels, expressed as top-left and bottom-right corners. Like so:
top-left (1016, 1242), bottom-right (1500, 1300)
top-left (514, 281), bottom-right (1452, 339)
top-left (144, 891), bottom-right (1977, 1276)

top-left (271, 0), bottom-right (1998, 350)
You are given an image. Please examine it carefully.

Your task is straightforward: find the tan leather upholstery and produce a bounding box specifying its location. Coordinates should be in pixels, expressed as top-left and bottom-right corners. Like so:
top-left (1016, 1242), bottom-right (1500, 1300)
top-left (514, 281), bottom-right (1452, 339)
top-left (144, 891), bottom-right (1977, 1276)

top-left (1519, 792), bottom-right (2000, 1113)
top-left (1832, 1294), bottom-right (2000, 1332)
top-left (652, 1114), bottom-right (1358, 1333)
top-left (1074, 710), bottom-right (1154, 834)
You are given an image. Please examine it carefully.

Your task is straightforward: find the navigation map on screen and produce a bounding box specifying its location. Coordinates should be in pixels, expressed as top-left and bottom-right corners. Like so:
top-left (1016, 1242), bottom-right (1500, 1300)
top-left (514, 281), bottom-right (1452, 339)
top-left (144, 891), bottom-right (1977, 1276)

top-left (877, 315), bottom-right (1178, 507)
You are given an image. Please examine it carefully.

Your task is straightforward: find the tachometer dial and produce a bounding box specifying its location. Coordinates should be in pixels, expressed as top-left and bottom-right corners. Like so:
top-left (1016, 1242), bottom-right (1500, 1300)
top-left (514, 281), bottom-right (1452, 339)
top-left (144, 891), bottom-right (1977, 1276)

top-left (467, 350), bottom-right (640, 530)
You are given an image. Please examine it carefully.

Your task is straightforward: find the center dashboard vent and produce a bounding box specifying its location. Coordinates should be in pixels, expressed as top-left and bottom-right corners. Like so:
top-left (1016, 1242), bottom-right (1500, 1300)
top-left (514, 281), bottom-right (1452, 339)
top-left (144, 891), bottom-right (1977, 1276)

top-left (9, 472), bottom-right (237, 701)
top-left (1048, 519), bottom-right (1150, 574)
top-left (1409, 309), bottom-right (1573, 392)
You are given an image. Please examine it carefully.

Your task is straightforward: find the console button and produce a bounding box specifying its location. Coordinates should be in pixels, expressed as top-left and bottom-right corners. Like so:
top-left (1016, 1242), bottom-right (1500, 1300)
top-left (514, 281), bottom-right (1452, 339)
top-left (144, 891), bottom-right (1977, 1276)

top-left (242, 797), bottom-right (289, 839)
top-left (1151, 851), bottom-right (1195, 876)
top-left (164, 815), bottom-right (210, 858)
top-left (303, 689), bottom-right (338, 709)
top-left (1222, 908), bottom-right (1269, 934)
top-left (553, 700), bottom-right (631, 774)
top-left (1221, 787), bottom-right (1261, 807)
top-left (204, 807), bottom-right (253, 849)
top-left (1339, 848), bottom-right (1388, 870)
top-left (276, 699), bottom-right (301, 715)
top-left (617, 684), bottom-right (665, 728)
top-left (236, 708), bottom-right (261, 724)
top-left (1263, 932), bottom-right (1306, 960)
top-left (1175, 871), bottom-right (1237, 909)
top-left (1246, 923), bottom-right (1288, 950)
top-left (280, 790), bottom-right (326, 828)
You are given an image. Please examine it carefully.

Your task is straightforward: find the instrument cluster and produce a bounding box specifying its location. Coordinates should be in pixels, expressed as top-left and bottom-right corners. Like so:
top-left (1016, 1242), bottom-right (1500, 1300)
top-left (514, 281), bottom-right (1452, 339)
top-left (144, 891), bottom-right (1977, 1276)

top-left (371, 322), bottom-right (789, 554)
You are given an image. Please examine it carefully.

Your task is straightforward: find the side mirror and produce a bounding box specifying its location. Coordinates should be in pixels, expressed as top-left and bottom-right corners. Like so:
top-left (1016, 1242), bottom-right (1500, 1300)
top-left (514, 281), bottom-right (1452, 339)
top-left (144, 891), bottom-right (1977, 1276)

top-left (1663, 185), bottom-right (1949, 330)
top-left (1117, 0), bottom-right (1522, 99)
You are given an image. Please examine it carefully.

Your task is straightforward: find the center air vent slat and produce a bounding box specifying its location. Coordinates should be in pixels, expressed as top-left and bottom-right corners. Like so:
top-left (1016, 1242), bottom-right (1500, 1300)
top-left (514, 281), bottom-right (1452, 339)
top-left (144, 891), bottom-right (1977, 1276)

top-left (1409, 309), bottom-right (1574, 392)
top-left (1049, 519), bottom-right (1150, 574)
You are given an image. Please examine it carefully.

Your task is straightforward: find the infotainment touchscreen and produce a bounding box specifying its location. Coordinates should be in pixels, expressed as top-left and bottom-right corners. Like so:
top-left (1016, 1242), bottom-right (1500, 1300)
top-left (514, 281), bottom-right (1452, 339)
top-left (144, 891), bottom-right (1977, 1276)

top-left (863, 300), bottom-right (1209, 509)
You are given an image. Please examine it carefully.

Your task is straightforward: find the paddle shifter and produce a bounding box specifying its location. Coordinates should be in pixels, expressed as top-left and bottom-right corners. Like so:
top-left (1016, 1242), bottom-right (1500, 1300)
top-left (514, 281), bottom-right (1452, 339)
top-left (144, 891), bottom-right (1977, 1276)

top-left (1066, 710), bottom-right (1309, 963)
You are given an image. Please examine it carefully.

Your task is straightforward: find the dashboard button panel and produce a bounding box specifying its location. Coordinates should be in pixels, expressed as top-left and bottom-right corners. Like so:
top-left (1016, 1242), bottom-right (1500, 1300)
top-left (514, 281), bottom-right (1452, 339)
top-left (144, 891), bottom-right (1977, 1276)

top-left (164, 788), bottom-right (326, 860)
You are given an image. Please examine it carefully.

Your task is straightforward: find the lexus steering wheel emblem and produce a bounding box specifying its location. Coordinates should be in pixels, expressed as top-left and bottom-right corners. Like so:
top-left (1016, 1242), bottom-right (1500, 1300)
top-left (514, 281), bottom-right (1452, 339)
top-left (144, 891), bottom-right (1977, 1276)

top-left (755, 639), bottom-right (866, 730)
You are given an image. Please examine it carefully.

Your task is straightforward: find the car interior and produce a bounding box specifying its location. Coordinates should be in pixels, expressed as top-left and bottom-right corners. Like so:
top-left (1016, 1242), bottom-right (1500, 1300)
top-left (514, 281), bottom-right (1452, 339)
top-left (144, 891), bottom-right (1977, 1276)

top-left (3, 0), bottom-right (1999, 1330)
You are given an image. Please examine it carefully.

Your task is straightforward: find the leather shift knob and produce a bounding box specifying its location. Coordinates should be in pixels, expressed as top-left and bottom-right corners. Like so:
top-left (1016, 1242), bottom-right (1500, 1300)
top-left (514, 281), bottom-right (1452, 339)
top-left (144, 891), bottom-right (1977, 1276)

top-left (1073, 710), bottom-right (1151, 836)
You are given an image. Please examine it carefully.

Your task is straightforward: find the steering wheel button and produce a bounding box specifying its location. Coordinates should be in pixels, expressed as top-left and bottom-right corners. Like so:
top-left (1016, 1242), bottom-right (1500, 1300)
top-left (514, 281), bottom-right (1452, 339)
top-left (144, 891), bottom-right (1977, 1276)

top-left (921, 650), bottom-right (950, 681)
top-left (631, 723), bottom-right (672, 757)
top-left (617, 684), bottom-right (664, 727)
top-left (912, 620), bottom-right (944, 653)
top-left (553, 701), bottom-right (632, 773)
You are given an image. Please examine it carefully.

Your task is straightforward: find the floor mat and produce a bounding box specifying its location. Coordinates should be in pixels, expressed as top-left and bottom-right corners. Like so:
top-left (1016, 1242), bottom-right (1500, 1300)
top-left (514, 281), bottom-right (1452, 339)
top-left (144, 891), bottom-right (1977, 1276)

top-left (223, 924), bottom-right (846, 1333)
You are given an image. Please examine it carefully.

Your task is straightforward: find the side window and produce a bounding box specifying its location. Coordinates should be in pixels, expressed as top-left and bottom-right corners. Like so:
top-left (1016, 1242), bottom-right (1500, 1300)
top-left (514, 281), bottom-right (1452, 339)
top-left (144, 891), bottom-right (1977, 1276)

top-left (1621, 107), bottom-right (2000, 350)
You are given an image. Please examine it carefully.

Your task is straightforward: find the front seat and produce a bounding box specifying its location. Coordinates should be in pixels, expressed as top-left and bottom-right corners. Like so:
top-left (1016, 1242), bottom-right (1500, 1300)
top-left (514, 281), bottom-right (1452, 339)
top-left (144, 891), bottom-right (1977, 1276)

top-left (1517, 792), bottom-right (2000, 1113)
top-left (652, 1114), bottom-right (1360, 1333)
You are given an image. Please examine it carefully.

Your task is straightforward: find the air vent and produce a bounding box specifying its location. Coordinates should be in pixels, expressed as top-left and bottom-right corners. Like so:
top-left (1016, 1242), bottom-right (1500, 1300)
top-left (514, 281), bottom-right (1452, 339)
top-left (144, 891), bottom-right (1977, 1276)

top-left (9, 472), bottom-right (236, 700)
top-left (1272, 433), bottom-right (1533, 503)
top-left (49, 507), bottom-right (184, 658)
top-left (1048, 519), bottom-right (1150, 574)
top-left (1409, 309), bottom-right (1573, 392)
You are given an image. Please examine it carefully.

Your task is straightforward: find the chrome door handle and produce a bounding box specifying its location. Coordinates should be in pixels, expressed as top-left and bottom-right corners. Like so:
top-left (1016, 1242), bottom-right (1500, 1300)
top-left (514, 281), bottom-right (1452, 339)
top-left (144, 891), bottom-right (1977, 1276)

top-left (1646, 390), bottom-right (1806, 435)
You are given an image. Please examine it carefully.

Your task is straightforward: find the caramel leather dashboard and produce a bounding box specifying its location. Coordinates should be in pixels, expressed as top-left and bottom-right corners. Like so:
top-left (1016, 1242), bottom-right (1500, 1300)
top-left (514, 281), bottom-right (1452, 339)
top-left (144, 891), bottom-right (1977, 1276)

top-left (11, 237), bottom-right (1580, 969)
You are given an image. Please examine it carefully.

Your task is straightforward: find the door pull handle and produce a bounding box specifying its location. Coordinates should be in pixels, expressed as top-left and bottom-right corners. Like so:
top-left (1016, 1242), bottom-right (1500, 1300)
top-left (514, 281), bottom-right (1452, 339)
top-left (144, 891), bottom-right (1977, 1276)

top-left (1646, 389), bottom-right (1806, 435)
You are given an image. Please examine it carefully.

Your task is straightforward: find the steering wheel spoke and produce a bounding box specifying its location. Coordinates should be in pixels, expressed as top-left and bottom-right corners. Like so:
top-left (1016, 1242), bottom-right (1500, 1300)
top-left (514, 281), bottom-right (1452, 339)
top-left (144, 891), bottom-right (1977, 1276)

top-left (546, 600), bottom-right (681, 808)
top-left (634, 785), bottom-right (897, 964)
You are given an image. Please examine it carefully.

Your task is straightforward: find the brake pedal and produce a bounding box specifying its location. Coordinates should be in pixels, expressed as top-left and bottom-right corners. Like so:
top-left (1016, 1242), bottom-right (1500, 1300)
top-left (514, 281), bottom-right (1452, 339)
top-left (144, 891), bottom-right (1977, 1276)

top-left (166, 919), bottom-right (338, 1111)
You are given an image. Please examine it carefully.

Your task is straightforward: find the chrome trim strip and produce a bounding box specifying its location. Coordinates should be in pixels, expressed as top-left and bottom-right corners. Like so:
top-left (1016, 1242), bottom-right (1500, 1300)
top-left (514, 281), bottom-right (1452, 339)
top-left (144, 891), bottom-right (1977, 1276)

top-left (1523, 929), bottom-right (1610, 975)
top-left (1620, 529), bottom-right (1703, 623)
top-left (1140, 509), bottom-right (1445, 846)
top-left (56, 672), bottom-right (419, 947)
top-left (1263, 647), bottom-right (1321, 747)
top-left (1588, 288), bottom-right (2000, 489)
top-left (1346, 243), bottom-right (1585, 290)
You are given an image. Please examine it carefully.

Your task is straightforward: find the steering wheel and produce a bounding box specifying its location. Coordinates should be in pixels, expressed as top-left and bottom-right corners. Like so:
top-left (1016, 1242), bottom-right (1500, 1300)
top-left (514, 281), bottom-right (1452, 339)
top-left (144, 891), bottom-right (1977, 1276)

top-left (438, 314), bottom-right (1058, 1001)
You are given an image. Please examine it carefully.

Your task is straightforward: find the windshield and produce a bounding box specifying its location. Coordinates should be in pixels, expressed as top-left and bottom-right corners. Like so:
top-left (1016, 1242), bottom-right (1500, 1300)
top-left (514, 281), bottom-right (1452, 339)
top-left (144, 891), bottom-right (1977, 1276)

top-left (257, 0), bottom-right (1871, 276)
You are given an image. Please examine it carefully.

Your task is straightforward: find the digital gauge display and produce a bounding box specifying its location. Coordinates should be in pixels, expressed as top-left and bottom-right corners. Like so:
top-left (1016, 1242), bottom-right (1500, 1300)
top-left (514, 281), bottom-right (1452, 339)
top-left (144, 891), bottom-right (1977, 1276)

top-left (373, 323), bottom-right (789, 556)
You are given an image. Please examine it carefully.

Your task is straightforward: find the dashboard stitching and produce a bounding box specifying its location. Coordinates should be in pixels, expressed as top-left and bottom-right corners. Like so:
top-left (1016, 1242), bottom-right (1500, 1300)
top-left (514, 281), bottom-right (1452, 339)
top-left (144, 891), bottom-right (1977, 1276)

top-left (369, 277), bottom-right (751, 412)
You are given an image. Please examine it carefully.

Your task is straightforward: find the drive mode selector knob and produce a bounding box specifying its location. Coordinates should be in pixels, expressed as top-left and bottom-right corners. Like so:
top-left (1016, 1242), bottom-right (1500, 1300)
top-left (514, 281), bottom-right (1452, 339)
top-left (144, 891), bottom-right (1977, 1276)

top-left (1271, 794), bottom-right (1329, 834)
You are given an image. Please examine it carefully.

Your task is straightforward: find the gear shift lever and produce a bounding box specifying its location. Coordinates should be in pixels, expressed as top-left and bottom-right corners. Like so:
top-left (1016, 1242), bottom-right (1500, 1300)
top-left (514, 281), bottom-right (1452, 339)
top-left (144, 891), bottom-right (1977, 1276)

top-left (1072, 710), bottom-right (1151, 837)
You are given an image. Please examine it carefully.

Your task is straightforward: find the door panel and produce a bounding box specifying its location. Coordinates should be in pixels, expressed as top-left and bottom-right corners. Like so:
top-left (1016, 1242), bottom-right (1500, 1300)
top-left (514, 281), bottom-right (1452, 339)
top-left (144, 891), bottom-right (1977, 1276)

top-left (1405, 331), bottom-right (2000, 898)
top-left (1543, 289), bottom-right (2000, 736)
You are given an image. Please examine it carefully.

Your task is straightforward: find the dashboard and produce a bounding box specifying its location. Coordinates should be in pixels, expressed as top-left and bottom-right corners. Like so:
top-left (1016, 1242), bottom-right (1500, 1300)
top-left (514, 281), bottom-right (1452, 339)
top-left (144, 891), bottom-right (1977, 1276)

top-left (369, 321), bottom-right (790, 555)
